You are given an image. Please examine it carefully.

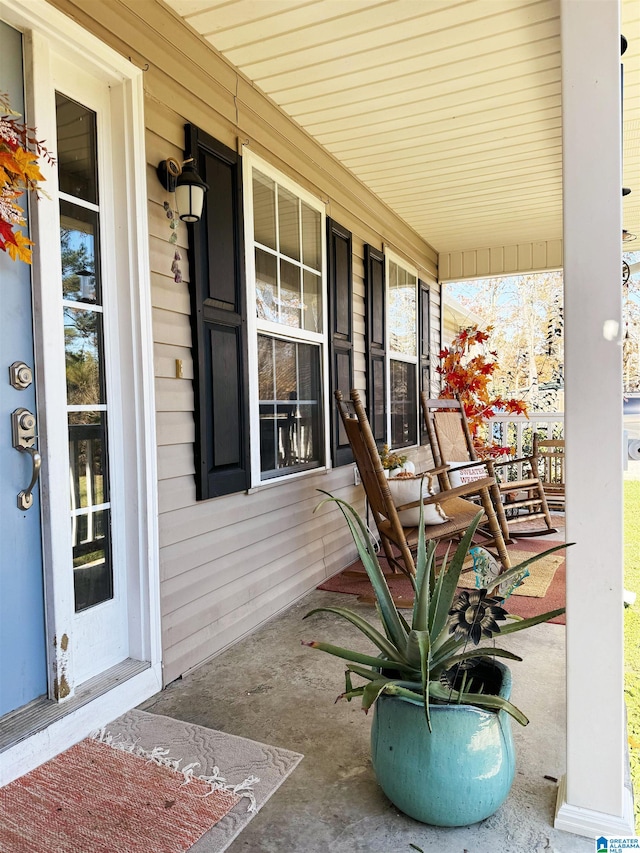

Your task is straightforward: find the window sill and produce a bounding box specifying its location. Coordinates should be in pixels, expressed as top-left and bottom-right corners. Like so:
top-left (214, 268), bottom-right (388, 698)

top-left (246, 465), bottom-right (330, 494)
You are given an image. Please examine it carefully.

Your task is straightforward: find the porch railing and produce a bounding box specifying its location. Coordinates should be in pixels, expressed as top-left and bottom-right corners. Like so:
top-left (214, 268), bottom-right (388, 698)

top-left (486, 412), bottom-right (565, 482)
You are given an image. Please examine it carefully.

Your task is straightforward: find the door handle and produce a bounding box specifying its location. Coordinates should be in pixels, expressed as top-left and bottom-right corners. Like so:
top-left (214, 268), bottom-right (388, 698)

top-left (16, 446), bottom-right (42, 510)
top-left (11, 408), bottom-right (41, 510)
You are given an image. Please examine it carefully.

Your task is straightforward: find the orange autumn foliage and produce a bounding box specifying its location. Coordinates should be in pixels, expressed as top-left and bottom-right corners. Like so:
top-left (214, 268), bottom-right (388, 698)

top-left (0, 93), bottom-right (53, 264)
top-left (437, 325), bottom-right (528, 458)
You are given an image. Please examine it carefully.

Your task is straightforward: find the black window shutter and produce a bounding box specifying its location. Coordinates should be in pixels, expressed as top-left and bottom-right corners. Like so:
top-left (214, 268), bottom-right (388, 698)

top-left (185, 124), bottom-right (250, 499)
top-left (364, 245), bottom-right (386, 444)
top-left (327, 218), bottom-right (354, 466)
top-left (419, 279), bottom-right (431, 443)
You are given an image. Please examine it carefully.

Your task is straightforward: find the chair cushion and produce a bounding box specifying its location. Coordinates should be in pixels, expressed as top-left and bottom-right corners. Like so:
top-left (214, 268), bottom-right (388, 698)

top-left (403, 496), bottom-right (486, 547)
top-left (386, 472), bottom-right (448, 526)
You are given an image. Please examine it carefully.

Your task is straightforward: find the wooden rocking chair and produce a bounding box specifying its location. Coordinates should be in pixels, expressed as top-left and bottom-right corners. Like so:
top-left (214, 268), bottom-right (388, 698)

top-left (335, 389), bottom-right (511, 578)
top-left (532, 434), bottom-right (565, 511)
top-left (420, 394), bottom-right (557, 539)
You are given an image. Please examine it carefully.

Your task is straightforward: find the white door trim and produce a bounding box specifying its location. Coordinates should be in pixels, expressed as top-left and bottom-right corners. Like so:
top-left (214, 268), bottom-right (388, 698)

top-left (0, 0), bottom-right (161, 780)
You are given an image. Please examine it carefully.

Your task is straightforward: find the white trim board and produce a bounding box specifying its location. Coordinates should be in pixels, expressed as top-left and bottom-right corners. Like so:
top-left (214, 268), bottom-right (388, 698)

top-left (0, 0), bottom-right (161, 779)
top-left (0, 665), bottom-right (162, 786)
top-left (555, 775), bottom-right (636, 839)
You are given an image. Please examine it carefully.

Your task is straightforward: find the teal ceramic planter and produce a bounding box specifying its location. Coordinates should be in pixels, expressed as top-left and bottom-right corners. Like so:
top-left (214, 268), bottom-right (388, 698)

top-left (370, 662), bottom-right (516, 826)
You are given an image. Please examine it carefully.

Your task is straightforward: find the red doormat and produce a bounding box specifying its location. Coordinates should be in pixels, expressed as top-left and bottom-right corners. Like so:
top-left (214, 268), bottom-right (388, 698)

top-left (0, 737), bottom-right (242, 853)
top-left (318, 537), bottom-right (566, 625)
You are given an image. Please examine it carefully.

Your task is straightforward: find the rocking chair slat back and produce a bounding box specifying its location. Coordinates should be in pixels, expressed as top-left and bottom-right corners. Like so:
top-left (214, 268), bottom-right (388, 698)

top-left (335, 389), bottom-right (512, 576)
top-left (420, 393), bottom-right (557, 539)
top-left (533, 435), bottom-right (566, 510)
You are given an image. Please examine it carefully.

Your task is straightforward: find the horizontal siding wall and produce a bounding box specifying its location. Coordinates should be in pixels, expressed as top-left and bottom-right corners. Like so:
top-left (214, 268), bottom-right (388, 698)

top-left (47, 0), bottom-right (440, 685)
top-left (439, 239), bottom-right (563, 282)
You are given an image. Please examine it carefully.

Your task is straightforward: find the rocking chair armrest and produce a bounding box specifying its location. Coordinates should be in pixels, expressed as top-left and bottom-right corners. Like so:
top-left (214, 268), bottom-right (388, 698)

top-left (438, 476), bottom-right (496, 501)
top-left (395, 498), bottom-right (428, 512)
top-left (490, 455), bottom-right (535, 468)
top-left (442, 459), bottom-right (491, 472)
top-left (393, 476), bottom-right (496, 512)
top-left (394, 490), bottom-right (453, 512)
top-left (421, 464), bottom-right (451, 476)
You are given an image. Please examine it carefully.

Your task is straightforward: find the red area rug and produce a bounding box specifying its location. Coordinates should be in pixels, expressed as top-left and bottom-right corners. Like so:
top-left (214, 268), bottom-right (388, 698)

top-left (0, 737), bottom-right (240, 853)
top-left (318, 536), bottom-right (566, 625)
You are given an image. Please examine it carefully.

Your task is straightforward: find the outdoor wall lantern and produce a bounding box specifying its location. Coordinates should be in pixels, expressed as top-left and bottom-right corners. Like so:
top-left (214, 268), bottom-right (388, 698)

top-left (156, 156), bottom-right (209, 223)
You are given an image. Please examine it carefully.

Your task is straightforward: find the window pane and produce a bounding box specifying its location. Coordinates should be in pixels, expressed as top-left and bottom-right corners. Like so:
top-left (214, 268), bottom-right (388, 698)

top-left (72, 507), bottom-right (112, 612)
top-left (258, 334), bottom-right (323, 476)
top-left (255, 249), bottom-right (278, 322)
top-left (64, 307), bottom-right (105, 405)
top-left (302, 202), bottom-right (321, 270)
top-left (390, 359), bottom-right (417, 448)
top-left (389, 261), bottom-right (417, 356)
top-left (280, 259), bottom-right (302, 328)
top-left (278, 186), bottom-right (300, 261)
top-left (68, 412), bottom-right (109, 510)
top-left (388, 258), bottom-right (397, 291)
top-left (55, 92), bottom-right (98, 204)
top-left (303, 269), bottom-right (322, 333)
top-left (69, 412), bottom-right (112, 612)
top-left (60, 201), bottom-right (101, 304)
top-left (258, 333), bottom-right (275, 400)
top-left (253, 170), bottom-right (276, 249)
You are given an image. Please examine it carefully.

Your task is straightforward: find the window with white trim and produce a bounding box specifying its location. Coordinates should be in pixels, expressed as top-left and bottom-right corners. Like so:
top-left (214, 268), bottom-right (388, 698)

top-left (245, 154), bottom-right (327, 482)
top-left (387, 253), bottom-right (419, 449)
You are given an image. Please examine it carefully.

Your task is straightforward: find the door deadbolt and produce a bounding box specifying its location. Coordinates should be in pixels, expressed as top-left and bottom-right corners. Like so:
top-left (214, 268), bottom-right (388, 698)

top-left (9, 361), bottom-right (33, 390)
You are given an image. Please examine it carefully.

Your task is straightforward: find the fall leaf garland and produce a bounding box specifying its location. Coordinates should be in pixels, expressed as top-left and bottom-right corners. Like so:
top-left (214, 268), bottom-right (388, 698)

top-left (0, 92), bottom-right (54, 264)
top-left (437, 325), bottom-right (528, 458)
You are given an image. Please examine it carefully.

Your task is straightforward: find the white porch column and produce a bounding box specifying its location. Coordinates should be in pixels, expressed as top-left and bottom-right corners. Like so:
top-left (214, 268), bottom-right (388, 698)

top-left (555, 0), bottom-right (634, 838)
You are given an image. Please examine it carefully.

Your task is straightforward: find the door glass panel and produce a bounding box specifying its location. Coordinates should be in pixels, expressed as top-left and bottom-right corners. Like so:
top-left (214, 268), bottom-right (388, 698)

top-left (69, 412), bottom-right (111, 612)
top-left (57, 91), bottom-right (113, 612)
top-left (55, 93), bottom-right (98, 204)
top-left (64, 307), bottom-right (105, 405)
top-left (72, 508), bottom-right (112, 612)
top-left (60, 202), bottom-right (101, 304)
top-left (68, 412), bottom-right (108, 509)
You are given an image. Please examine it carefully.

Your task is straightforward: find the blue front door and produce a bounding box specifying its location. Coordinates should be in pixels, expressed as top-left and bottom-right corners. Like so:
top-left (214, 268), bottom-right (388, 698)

top-left (0, 20), bottom-right (48, 717)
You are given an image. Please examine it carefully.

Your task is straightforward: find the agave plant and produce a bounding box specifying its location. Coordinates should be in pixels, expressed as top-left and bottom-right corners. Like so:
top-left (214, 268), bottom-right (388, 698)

top-left (303, 495), bottom-right (567, 730)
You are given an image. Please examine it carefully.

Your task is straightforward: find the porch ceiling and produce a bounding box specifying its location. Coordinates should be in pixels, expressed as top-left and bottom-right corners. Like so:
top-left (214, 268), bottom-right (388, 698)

top-left (169, 0), bottom-right (639, 256)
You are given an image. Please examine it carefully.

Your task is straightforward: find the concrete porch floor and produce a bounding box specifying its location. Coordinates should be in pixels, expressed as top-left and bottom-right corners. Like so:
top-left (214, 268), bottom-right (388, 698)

top-left (140, 584), bottom-right (594, 853)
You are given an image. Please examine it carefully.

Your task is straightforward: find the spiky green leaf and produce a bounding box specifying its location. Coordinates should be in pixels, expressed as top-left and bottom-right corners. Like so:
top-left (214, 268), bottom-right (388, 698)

top-left (497, 608), bottom-right (565, 636)
top-left (315, 493), bottom-right (408, 649)
top-left (491, 543), bottom-right (570, 596)
top-left (429, 680), bottom-right (529, 726)
top-left (413, 529), bottom-right (436, 632)
top-left (361, 679), bottom-right (394, 712)
top-left (304, 640), bottom-right (415, 673)
top-left (430, 647), bottom-right (523, 678)
top-left (406, 629), bottom-right (432, 730)
top-left (429, 512), bottom-right (483, 642)
top-left (304, 606), bottom-right (405, 661)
